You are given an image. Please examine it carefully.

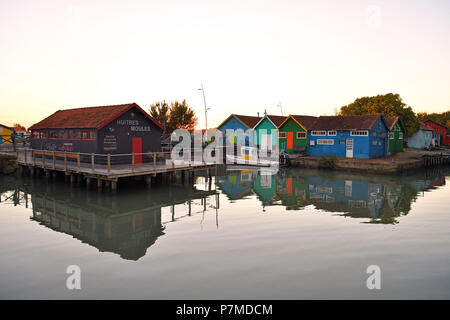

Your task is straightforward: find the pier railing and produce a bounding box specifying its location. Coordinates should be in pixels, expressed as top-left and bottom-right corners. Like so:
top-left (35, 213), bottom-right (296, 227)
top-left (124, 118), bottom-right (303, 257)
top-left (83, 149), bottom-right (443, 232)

top-left (16, 148), bottom-right (215, 176)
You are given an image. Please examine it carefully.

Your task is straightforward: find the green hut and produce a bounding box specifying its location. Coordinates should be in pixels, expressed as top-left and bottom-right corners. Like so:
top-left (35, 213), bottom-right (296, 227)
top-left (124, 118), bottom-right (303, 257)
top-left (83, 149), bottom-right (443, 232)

top-left (253, 112), bottom-right (287, 149)
top-left (278, 115), bottom-right (317, 154)
top-left (385, 117), bottom-right (405, 154)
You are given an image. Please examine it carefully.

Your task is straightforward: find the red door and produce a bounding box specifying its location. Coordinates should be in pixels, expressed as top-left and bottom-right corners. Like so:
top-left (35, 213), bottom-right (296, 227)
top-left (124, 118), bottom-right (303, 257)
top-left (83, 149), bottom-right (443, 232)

top-left (287, 132), bottom-right (294, 150)
top-left (132, 137), bottom-right (142, 165)
top-left (286, 178), bottom-right (293, 195)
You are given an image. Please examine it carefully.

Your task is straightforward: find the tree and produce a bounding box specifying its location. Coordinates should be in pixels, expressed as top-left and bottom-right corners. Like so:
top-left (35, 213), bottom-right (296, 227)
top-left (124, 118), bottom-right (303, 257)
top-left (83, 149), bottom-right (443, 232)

top-left (13, 123), bottom-right (26, 131)
top-left (149, 100), bottom-right (170, 131)
top-left (149, 99), bottom-right (198, 133)
top-left (339, 93), bottom-right (419, 136)
top-left (417, 111), bottom-right (450, 128)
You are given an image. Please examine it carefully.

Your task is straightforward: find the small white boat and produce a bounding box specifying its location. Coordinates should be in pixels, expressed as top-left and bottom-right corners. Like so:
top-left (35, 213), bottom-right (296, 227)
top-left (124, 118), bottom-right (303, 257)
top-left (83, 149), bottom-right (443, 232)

top-left (225, 146), bottom-right (279, 167)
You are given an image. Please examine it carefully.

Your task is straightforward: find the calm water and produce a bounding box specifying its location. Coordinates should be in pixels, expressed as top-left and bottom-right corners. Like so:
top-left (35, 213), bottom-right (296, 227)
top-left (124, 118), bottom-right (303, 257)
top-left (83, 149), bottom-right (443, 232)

top-left (1, 165), bottom-right (450, 299)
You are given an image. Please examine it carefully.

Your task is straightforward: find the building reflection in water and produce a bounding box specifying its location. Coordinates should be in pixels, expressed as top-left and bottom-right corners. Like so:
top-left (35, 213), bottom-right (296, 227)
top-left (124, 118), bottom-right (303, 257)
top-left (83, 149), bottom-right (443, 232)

top-left (1, 166), bottom-right (447, 261)
top-left (0, 176), bottom-right (219, 261)
top-left (216, 166), bottom-right (448, 224)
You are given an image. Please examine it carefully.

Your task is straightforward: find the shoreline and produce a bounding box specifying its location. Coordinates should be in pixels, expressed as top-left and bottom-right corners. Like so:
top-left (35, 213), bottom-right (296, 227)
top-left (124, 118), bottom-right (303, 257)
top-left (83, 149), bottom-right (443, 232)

top-left (288, 148), bottom-right (450, 175)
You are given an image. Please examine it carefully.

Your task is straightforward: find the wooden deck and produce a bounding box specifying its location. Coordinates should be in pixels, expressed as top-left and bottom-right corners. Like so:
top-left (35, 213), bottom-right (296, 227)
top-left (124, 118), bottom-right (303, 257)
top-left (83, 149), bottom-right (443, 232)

top-left (15, 149), bottom-right (217, 192)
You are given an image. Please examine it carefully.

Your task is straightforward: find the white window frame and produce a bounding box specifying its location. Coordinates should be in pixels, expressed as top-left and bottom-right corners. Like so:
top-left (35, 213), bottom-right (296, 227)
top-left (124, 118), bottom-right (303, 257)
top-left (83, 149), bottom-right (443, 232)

top-left (297, 132), bottom-right (306, 139)
top-left (350, 130), bottom-right (368, 136)
top-left (399, 132), bottom-right (403, 140)
top-left (311, 130), bottom-right (326, 136)
top-left (388, 132), bottom-right (394, 140)
top-left (317, 139), bottom-right (334, 145)
top-left (327, 130), bottom-right (337, 136)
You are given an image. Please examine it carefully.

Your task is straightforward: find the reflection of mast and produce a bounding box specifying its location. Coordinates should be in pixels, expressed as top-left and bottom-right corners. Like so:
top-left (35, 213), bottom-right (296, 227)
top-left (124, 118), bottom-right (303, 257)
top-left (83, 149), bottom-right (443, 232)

top-left (11, 179), bottom-right (219, 261)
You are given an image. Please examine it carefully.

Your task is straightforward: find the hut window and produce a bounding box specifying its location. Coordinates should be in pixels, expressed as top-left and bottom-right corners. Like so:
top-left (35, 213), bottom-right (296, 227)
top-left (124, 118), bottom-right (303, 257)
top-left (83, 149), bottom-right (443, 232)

top-left (327, 130), bottom-right (337, 136)
top-left (32, 131), bottom-right (40, 139)
top-left (82, 130), bottom-right (95, 140)
top-left (317, 139), bottom-right (334, 145)
top-left (279, 132), bottom-right (287, 138)
top-left (350, 130), bottom-right (368, 136)
top-left (399, 132), bottom-right (403, 139)
top-left (389, 132), bottom-right (394, 140)
top-left (69, 130), bottom-right (81, 139)
top-left (297, 132), bottom-right (306, 139)
top-left (49, 130), bottom-right (59, 139)
top-left (311, 130), bottom-right (326, 136)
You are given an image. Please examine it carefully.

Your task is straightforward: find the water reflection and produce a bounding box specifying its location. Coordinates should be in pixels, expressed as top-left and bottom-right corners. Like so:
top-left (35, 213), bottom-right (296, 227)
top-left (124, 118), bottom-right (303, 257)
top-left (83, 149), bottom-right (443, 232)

top-left (0, 166), bottom-right (448, 262)
top-left (0, 176), bottom-right (218, 261)
top-left (217, 166), bottom-right (448, 224)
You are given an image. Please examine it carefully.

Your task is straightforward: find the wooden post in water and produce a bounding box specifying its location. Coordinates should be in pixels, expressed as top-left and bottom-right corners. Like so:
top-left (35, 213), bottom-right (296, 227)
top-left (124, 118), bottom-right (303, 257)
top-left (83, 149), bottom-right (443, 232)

top-left (97, 178), bottom-right (102, 191)
top-left (111, 180), bottom-right (117, 193)
top-left (107, 154), bottom-right (111, 173)
top-left (145, 175), bottom-right (152, 188)
top-left (77, 153), bottom-right (80, 169)
top-left (153, 153), bottom-right (156, 168)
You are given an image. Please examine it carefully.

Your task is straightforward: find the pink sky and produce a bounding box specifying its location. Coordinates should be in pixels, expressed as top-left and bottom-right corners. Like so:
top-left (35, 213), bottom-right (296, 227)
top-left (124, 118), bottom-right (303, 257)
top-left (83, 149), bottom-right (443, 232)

top-left (1, 0), bottom-right (449, 129)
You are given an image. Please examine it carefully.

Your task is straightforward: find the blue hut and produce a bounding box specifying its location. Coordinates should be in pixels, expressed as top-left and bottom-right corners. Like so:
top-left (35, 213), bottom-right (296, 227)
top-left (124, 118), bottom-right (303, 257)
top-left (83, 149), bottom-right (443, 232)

top-left (307, 114), bottom-right (389, 159)
top-left (216, 114), bottom-right (261, 145)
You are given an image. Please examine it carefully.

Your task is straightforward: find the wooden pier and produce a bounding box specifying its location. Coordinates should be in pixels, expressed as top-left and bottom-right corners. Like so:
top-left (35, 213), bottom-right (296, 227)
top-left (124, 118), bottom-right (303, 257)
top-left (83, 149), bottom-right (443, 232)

top-left (422, 153), bottom-right (450, 168)
top-left (16, 148), bottom-right (217, 192)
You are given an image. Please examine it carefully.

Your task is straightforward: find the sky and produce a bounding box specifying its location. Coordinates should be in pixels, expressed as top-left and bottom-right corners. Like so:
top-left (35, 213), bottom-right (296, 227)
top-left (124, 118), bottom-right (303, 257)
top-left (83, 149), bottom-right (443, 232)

top-left (1, 0), bottom-right (450, 129)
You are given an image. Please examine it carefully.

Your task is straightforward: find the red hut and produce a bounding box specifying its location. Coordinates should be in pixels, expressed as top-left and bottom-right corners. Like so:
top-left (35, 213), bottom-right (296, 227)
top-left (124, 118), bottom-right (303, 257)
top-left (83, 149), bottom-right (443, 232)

top-left (424, 120), bottom-right (448, 146)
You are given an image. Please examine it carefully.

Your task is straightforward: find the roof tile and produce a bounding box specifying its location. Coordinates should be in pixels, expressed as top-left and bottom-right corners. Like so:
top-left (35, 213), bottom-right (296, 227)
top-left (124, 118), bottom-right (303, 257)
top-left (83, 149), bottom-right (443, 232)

top-left (29, 103), bottom-right (164, 131)
top-left (310, 114), bottom-right (382, 130)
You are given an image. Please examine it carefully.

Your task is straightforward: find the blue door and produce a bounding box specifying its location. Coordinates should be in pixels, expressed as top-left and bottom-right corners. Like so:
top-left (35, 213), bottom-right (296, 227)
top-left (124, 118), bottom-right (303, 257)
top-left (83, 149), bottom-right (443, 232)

top-left (281, 141), bottom-right (286, 152)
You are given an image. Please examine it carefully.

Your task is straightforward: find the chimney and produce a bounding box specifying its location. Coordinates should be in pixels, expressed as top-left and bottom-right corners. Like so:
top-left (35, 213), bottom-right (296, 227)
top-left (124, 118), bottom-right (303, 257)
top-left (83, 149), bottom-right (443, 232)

top-left (257, 112), bottom-right (260, 117)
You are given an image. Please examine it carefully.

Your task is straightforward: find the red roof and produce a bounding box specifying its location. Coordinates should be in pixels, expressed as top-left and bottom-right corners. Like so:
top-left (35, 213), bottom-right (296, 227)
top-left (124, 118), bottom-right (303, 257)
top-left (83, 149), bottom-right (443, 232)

top-left (265, 115), bottom-right (288, 127)
top-left (233, 114), bottom-right (262, 129)
top-left (384, 116), bottom-right (399, 130)
top-left (310, 114), bottom-right (383, 130)
top-left (29, 103), bottom-right (164, 131)
top-left (424, 119), bottom-right (447, 129)
top-left (291, 115), bottom-right (318, 130)
top-left (420, 122), bottom-right (434, 131)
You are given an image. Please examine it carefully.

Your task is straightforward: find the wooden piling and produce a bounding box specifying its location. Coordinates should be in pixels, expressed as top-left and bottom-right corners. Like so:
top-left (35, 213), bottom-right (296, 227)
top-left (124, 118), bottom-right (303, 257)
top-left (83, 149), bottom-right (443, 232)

top-left (111, 181), bottom-right (117, 193)
top-left (145, 175), bottom-right (152, 188)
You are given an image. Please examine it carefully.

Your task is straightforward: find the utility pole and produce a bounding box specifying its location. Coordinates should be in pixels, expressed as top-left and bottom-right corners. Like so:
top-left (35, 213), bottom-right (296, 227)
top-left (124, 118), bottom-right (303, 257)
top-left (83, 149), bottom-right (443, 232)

top-left (198, 83), bottom-right (208, 130)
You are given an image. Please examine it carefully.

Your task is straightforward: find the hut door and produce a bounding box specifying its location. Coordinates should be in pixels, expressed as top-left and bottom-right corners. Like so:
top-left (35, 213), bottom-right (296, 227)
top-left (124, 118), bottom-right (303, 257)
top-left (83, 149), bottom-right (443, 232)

top-left (287, 132), bottom-right (293, 150)
top-left (346, 138), bottom-right (353, 158)
top-left (132, 137), bottom-right (142, 165)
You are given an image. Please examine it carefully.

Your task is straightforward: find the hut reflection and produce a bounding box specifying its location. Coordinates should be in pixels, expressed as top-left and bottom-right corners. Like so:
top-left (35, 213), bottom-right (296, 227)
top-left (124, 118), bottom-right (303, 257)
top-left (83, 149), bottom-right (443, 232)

top-left (2, 177), bottom-right (218, 261)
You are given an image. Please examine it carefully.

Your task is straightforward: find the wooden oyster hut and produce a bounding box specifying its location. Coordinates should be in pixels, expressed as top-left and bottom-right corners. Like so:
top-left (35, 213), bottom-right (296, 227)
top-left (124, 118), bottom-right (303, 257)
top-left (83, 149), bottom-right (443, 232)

top-left (29, 103), bottom-right (164, 164)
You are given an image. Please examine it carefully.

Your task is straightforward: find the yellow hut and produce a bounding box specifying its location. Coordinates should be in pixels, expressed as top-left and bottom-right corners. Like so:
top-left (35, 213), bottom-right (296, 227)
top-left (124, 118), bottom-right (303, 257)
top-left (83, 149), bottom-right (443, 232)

top-left (0, 124), bottom-right (13, 144)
